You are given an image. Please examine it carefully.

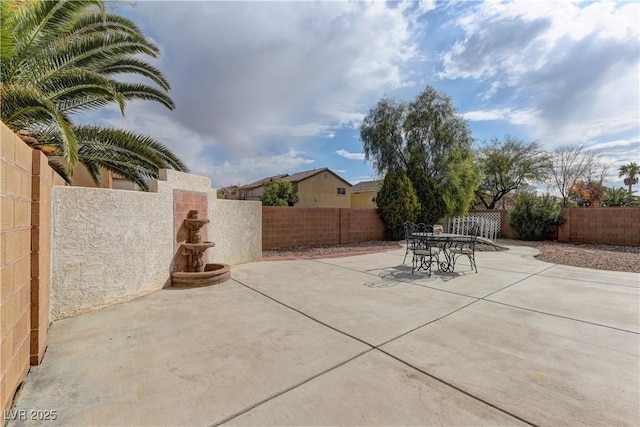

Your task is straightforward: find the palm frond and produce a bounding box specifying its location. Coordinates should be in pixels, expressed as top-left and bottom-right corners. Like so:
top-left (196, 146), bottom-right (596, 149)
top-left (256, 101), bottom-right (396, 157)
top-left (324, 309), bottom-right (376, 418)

top-left (99, 58), bottom-right (171, 91)
top-left (6, 0), bottom-right (105, 82)
top-left (113, 82), bottom-right (175, 110)
top-left (1, 84), bottom-right (79, 169)
top-left (46, 158), bottom-right (73, 185)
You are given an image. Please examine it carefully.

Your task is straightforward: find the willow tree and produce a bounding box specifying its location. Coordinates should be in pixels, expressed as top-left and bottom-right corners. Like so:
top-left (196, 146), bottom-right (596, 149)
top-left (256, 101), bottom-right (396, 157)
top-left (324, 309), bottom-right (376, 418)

top-left (0, 0), bottom-right (187, 189)
top-left (361, 86), bottom-right (479, 223)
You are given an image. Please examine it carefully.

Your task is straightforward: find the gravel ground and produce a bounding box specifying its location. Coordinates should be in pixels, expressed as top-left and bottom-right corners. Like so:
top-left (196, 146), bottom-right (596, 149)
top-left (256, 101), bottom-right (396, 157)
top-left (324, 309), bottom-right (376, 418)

top-left (263, 239), bottom-right (640, 273)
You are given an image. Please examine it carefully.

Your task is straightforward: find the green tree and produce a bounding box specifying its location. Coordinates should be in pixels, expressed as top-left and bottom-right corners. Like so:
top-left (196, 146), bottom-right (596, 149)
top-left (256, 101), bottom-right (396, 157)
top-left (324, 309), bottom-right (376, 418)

top-left (508, 192), bottom-right (564, 241)
top-left (0, 0), bottom-right (187, 189)
top-left (375, 171), bottom-right (420, 240)
top-left (618, 162), bottom-right (640, 193)
top-left (261, 181), bottom-right (298, 206)
top-left (360, 86), bottom-right (479, 219)
top-left (602, 187), bottom-right (639, 207)
top-left (475, 136), bottom-right (550, 209)
top-left (407, 165), bottom-right (444, 224)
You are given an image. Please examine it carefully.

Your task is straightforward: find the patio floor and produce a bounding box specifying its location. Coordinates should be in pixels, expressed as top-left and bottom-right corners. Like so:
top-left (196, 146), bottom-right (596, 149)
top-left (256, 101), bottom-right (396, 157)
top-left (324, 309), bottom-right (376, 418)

top-left (8, 245), bottom-right (640, 426)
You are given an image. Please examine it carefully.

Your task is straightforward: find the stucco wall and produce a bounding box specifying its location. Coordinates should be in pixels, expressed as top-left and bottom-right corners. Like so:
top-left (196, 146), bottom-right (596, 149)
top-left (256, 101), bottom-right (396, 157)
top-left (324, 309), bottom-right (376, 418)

top-left (296, 172), bottom-right (351, 208)
top-left (351, 191), bottom-right (377, 209)
top-left (51, 170), bottom-right (261, 320)
top-left (208, 198), bottom-right (262, 265)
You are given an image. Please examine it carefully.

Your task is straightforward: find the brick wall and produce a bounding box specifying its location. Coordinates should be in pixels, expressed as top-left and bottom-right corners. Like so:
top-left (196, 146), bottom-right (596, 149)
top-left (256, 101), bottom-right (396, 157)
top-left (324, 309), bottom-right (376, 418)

top-left (558, 207), bottom-right (640, 246)
top-left (1, 125), bottom-right (35, 414)
top-left (1, 123), bottom-right (62, 414)
top-left (262, 207), bottom-right (385, 249)
top-left (30, 151), bottom-right (63, 364)
top-left (173, 190), bottom-right (208, 272)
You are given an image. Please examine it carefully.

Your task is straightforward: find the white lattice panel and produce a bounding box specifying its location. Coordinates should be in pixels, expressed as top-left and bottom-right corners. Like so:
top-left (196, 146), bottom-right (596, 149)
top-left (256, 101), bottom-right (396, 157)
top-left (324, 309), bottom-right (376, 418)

top-left (448, 212), bottom-right (501, 240)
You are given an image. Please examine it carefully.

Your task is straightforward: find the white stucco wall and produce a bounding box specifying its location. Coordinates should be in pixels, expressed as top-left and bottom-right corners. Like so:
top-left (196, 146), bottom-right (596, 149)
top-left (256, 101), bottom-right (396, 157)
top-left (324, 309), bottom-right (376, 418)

top-left (207, 197), bottom-right (262, 265)
top-left (51, 170), bottom-right (261, 320)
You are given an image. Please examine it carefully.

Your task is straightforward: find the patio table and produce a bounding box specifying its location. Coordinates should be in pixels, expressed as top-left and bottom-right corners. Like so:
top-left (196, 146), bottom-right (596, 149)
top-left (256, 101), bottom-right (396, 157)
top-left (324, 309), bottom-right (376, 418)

top-left (412, 232), bottom-right (476, 273)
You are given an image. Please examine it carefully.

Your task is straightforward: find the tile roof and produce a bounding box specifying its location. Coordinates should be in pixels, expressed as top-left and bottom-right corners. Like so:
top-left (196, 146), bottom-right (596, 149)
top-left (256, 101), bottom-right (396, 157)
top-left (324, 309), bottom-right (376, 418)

top-left (241, 174), bottom-right (289, 190)
top-left (351, 179), bottom-right (382, 193)
top-left (284, 167), bottom-right (352, 187)
top-left (283, 167), bottom-right (329, 183)
top-left (241, 167), bottom-right (352, 189)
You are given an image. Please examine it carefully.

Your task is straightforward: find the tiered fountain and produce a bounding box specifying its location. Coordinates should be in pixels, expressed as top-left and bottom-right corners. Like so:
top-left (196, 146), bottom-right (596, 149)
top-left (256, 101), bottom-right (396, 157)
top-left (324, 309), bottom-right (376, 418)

top-left (171, 210), bottom-right (230, 287)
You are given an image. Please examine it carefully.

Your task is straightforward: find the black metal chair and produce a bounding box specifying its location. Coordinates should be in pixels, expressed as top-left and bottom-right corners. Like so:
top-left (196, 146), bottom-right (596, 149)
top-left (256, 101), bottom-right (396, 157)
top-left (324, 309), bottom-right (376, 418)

top-left (411, 223), bottom-right (440, 276)
top-left (449, 224), bottom-right (479, 273)
top-left (402, 221), bottom-right (416, 264)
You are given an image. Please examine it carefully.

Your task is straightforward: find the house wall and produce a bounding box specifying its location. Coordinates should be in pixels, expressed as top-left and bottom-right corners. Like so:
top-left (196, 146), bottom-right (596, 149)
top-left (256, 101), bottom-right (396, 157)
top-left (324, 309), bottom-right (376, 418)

top-left (296, 172), bottom-right (351, 208)
top-left (351, 191), bottom-right (377, 209)
top-left (262, 207), bottom-right (385, 249)
top-left (558, 207), bottom-right (640, 246)
top-left (1, 123), bottom-right (63, 415)
top-left (51, 169), bottom-right (261, 320)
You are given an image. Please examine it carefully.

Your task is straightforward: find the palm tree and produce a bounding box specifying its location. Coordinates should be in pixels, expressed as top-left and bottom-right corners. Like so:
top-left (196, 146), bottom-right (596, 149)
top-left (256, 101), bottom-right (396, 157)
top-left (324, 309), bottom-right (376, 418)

top-left (1, 0), bottom-right (188, 190)
top-left (618, 162), bottom-right (640, 193)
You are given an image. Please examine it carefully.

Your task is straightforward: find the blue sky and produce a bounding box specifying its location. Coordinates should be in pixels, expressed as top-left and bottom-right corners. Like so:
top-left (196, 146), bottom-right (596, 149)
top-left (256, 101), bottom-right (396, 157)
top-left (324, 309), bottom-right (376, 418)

top-left (93, 0), bottom-right (639, 189)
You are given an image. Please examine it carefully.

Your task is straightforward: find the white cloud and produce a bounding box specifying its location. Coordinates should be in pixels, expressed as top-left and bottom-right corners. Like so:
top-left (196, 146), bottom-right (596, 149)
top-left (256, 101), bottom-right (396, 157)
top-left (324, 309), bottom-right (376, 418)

top-left (440, 1), bottom-right (640, 143)
top-left (205, 150), bottom-right (316, 188)
top-left (336, 149), bottom-right (365, 160)
top-left (462, 109), bottom-right (510, 121)
top-left (126, 1), bottom-right (419, 161)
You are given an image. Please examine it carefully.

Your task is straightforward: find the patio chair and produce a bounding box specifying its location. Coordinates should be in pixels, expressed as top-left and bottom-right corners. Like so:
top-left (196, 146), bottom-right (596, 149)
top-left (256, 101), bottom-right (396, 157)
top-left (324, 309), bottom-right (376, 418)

top-left (449, 224), bottom-right (479, 273)
top-left (402, 221), bottom-right (416, 264)
top-left (411, 224), bottom-right (440, 276)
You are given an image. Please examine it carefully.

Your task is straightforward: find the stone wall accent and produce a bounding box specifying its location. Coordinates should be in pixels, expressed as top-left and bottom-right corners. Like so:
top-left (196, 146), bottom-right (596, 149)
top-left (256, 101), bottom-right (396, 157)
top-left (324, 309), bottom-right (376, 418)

top-left (262, 207), bottom-right (386, 249)
top-left (558, 207), bottom-right (640, 246)
top-left (173, 190), bottom-right (208, 272)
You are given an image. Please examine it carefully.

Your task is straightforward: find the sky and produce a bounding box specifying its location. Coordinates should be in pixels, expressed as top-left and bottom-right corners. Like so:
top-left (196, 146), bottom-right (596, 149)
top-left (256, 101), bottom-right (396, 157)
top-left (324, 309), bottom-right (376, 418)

top-left (90, 0), bottom-right (639, 189)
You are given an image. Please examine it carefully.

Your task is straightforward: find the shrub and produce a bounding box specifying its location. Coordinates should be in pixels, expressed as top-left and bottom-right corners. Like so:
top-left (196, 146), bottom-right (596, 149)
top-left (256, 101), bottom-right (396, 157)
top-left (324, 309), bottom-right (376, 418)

top-left (508, 192), bottom-right (564, 241)
top-left (602, 188), bottom-right (639, 207)
top-left (261, 181), bottom-right (298, 206)
top-left (375, 170), bottom-right (420, 240)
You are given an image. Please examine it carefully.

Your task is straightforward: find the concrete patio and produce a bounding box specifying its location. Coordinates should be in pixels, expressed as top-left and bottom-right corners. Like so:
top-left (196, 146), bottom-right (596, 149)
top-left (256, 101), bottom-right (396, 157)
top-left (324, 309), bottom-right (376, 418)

top-left (8, 245), bottom-right (639, 426)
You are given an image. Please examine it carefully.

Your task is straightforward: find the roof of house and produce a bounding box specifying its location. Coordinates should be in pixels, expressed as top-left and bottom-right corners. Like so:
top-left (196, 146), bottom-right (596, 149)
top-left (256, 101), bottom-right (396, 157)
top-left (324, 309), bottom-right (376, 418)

top-left (241, 174), bottom-right (289, 190)
top-left (351, 179), bottom-right (382, 193)
top-left (283, 167), bottom-right (352, 187)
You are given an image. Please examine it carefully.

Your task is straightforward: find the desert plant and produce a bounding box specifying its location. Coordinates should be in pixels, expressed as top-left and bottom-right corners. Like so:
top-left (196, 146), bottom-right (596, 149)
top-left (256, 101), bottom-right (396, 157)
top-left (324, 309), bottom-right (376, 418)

top-left (508, 192), bottom-right (564, 241)
top-left (375, 170), bottom-right (420, 240)
top-left (602, 187), bottom-right (639, 207)
top-left (1, 0), bottom-right (187, 188)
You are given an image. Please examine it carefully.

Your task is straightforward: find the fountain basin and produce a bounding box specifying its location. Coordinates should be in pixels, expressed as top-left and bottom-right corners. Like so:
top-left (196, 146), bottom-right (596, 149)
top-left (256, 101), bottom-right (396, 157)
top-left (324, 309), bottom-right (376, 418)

top-left (171, 263), bottom-right (231, 288)
top-left (183, 218), bottom-right (210, 230)
top-left (180, 242), bottom-right (215, 256)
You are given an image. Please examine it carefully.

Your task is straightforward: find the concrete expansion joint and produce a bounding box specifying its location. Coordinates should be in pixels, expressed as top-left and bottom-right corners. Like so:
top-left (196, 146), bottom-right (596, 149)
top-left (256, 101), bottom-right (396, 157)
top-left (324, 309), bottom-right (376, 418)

top-left (375, 348), bottom-right (539, 427)
top-left (482, 299), bottom-right (640, 335)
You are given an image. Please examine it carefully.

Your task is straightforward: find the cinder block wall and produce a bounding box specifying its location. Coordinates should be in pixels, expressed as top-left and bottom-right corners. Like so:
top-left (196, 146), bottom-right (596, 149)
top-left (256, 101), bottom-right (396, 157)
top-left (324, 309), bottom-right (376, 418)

top-left (0, 123), bottom-right (61, 414)
top-left (1, 124), bottom-right (33, 414)
top-left (262, 207), bottom-right (386, 249)
top-left (558, 208), bottom-right (640, 245)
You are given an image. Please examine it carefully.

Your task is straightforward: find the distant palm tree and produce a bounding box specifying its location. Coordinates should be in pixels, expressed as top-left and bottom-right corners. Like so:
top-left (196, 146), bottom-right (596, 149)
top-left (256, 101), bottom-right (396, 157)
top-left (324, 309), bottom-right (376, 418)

top-left (1, 0), bottom-right (188, 190)
top-left (618, 162), bottom-right (640, 193)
